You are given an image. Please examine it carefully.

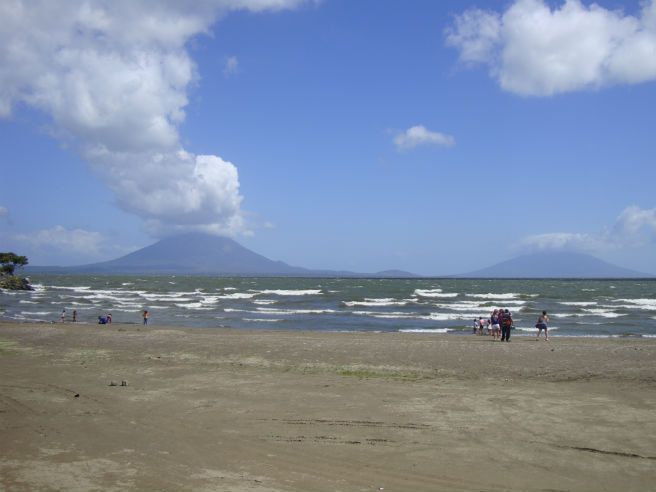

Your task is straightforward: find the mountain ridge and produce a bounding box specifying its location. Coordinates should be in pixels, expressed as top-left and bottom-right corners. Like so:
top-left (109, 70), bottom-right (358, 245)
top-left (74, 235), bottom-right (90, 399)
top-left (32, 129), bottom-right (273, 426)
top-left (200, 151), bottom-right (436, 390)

top-left (460, 251), bottom-right (650, 278)
top-left (25, 235), bottom-right (651, 278)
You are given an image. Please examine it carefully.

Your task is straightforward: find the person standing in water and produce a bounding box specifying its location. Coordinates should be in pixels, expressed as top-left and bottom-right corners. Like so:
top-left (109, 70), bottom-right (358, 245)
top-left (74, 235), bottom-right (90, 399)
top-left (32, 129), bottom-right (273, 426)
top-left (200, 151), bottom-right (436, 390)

top-left (60, 309), bottom-right (66, 323)
top-left (536, 311), bottom-right (549, 341)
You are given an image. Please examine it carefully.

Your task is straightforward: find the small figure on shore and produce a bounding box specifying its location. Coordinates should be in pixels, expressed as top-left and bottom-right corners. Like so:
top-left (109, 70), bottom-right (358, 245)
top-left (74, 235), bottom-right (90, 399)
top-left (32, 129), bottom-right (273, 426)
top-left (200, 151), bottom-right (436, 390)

top-left (60, 309), bottom-right (66, 323)
top-left (500, 309), bottom-right (513, 342)
top-left (143, 310), bottom-right (149, 325)
top-left (490, 309), bottom-right (501, 340)
top-left (98, 315), bottom-right (108, 324)
top-left (473, 317), bottom-right (480, 335)
top-left (536, 311), bottom-right (549, 341)
top-left (107, 313), bottom-right (112, 324)
top-left (72, 309), bottom-right (77, 322)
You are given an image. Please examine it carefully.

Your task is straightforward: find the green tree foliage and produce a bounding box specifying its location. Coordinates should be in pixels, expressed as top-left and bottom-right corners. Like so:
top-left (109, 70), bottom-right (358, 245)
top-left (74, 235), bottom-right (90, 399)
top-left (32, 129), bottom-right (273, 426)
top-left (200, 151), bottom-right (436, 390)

top-left (0, 252), bottom-right (29, 276)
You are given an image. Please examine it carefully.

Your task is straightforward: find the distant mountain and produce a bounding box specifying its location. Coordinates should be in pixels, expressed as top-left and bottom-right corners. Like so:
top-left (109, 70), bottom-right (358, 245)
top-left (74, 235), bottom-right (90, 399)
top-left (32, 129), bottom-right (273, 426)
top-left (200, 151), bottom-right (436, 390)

top-left (374, 269), bottom-right (419, 278)
top-left (70, 234), bottom-right (311, 275)
top-left (30, 234), bottom-right (418, 277)
top-left (461, 251), bottom-right (650, 278)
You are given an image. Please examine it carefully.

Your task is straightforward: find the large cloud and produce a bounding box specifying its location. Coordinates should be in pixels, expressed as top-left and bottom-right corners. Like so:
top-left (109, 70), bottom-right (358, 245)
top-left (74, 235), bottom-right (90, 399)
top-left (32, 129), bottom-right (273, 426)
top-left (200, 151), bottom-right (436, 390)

top-left (0, 0), bottom-right (311, 236)
top-left (446, 0), bottom-right (656, 96)
top-left (519, 205), bottom-right (656, 253)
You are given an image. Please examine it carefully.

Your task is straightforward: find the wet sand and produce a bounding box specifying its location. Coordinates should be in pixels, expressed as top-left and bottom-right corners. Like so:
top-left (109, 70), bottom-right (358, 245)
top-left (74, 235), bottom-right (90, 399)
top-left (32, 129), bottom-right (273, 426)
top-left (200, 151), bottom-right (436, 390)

top-left (1, 321), bottom-right (655, 491)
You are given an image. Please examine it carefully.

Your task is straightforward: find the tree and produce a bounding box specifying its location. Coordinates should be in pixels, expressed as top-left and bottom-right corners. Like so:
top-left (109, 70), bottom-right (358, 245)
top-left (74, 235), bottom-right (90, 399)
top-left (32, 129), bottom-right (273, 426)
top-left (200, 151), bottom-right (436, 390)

top-left (0, 252), bottom-right (29, 276)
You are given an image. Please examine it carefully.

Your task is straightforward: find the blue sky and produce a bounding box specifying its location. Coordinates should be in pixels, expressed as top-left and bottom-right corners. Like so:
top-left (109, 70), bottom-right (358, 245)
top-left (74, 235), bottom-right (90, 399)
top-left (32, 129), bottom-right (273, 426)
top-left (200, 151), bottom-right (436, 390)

top-left (1, 0), bottom-right (655, 275)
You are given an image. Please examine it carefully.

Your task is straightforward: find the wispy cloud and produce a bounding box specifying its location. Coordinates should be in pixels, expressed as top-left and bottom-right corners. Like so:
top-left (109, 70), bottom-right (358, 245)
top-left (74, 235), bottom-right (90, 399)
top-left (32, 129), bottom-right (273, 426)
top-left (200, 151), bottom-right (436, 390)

top-left (446, 0), bottom-right (656, 96)
top-left (11, 226), bottom-right (136, 264)
top-left (518, 206), bottom-right (656, 253)
top-left (14, 226), bottom-right (105, 257)
top-left (0, 1), bottom-right (313, 238)
top-left (223, 56), bottom-right (239, 77)
top-left (0, 206), bottom-right (7, 218)
top-left (393, 125), bottom-right (455, 150)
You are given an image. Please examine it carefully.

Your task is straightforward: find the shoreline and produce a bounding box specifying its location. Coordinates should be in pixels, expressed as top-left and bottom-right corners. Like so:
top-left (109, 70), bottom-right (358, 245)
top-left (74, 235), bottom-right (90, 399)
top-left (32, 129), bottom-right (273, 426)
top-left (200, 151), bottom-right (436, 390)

top-left (1, 319), bottom-right (655, 339)
top-left (1, 321), bottom-right (655, 490)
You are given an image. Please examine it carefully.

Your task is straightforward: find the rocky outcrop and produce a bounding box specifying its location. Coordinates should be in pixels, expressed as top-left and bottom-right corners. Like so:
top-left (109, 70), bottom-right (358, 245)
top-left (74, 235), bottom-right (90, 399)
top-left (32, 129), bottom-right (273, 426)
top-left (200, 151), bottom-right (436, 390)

top-left (0, 273), bottom-right (33, 291)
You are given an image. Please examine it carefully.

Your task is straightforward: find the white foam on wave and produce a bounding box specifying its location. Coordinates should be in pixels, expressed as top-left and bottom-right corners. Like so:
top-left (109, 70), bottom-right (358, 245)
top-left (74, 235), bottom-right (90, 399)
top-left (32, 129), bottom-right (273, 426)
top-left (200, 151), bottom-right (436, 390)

top-left (223, 287), bottom-right (237, 291)
top-left (466, 293), bottom-right (519, 299)
top-left (560, 301), bottom-right (597, 306)
top-left (434, 302), bottom-right (488, 311)
top-left (243, 318), bottom-right (282, 323)
top-left (428, 312), bottom-right (481, 321)
top-left (414, 288), bottom-right (442, 295)
top-left (21, 311), bottom-right (52, 316)
top-left (257, 289), bottom-right (322, 296)
top-left (19, 300), bottom-right (38, 304)
top-left (175, 302), bottom-right (215, 310)
top-left (255, 307), bottom-right (336, 315)
top-left (612, 298), bottom-right (656, 310)
top-left (342, 298), bottom-right (409, 307)
top-left (399, 328), bottom-right (449, 333)
top-left (54, 286), bottom-right (91, 291)
top-left (351, 310), bottom-right (415, 319)
top-left (581, 308), bottom-right (626, 318)
top-left (414, 289), bottom-right (459, 298)
top-left (217, 292), bottom-right (257, 300)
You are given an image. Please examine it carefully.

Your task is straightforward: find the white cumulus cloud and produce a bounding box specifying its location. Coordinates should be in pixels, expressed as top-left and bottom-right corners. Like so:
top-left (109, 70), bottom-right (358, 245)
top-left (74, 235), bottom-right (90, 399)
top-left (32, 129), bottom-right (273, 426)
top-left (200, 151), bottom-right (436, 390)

top-left (519, 205), bottom-right (656, 253)
top-left (446, 0), bottom-right (656, 96)
top-left (393, 125), bottom-right (455, 150)
top-left (0, 0), bottom-right (312, 237)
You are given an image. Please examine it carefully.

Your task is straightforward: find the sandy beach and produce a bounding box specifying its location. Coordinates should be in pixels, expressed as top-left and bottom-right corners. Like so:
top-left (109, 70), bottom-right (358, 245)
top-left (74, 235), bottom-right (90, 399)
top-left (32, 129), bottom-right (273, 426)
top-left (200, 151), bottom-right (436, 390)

top-left (1, 322), bottom-right (655, 491)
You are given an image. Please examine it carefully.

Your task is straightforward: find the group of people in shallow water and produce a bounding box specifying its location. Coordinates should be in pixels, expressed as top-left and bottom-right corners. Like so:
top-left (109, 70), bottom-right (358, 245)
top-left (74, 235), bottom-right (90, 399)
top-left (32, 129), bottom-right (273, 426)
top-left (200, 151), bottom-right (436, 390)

top-left (474, 309), bottom-right (550, 341)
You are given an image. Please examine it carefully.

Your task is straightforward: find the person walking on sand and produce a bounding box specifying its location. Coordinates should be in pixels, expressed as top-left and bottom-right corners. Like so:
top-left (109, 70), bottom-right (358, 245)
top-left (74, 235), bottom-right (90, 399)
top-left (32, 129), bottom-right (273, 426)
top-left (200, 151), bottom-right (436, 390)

top-left (142, 310), bottom-right (149, 325)
top-left (500, 308), bottom-right (513, 342)
top-left (536, 311), bottom-right (549, 341)
top-left (107, 313), bottom-right (112, 324)
top-left (60, 309), bottom-right (66, 323)
top-left (72, 309), bottom-right (77, 322)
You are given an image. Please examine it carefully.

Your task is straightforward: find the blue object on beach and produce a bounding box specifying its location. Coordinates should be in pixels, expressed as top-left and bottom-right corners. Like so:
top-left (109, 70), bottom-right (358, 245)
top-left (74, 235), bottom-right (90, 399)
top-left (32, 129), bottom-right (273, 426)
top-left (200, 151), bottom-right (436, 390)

top-left (98, 316), bottom-right (107, 324)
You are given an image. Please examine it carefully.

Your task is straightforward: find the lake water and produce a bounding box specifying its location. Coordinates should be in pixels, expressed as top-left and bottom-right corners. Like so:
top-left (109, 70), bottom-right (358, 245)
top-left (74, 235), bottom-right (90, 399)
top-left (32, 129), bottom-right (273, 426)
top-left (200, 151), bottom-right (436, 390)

top-left (2, 275), bottom-right (655, 337)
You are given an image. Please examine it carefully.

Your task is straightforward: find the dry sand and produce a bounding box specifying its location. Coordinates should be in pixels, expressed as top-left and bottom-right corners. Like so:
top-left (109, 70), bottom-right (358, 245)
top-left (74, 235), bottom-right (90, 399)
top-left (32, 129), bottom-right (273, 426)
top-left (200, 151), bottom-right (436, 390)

top-left (1, 321), bottom-right (655, 491)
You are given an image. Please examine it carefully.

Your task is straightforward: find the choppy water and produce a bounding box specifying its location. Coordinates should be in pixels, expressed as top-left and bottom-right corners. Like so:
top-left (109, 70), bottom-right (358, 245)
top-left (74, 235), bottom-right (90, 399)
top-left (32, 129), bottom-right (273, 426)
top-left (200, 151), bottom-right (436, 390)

top-left (2, 275), bottom-right (656, 337)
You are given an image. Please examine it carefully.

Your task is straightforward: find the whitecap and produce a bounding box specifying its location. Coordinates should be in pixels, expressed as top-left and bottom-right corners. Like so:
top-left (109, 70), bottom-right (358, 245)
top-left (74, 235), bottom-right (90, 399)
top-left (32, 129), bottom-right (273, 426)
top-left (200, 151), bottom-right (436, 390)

top-left (175, 303), bottom-right (215, 310)
top-left (255, 307), bottom-right (337, 315)
top-left (217, 292), bottom-right (257, 299)
top-left (560, 302), bottom-right (597, 306)
top-left (257, 289), bottom-right (322, 296)
top-left (414, 288), bottom-right (442, 295)
top-left (581, 308), bottom-right (626, 318)
top-left (243, 318), bottom-right (282, 323)
top-left (253, 300), bottom-right (277, 305)
top-left (612, 299), bottom-right (656, 310)
top-left (466, 293), bottom-right (519, 299)
top-left (342, 298), bottom-right (409, 307)
top-left (19, 300), bottom-right (38, 304)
